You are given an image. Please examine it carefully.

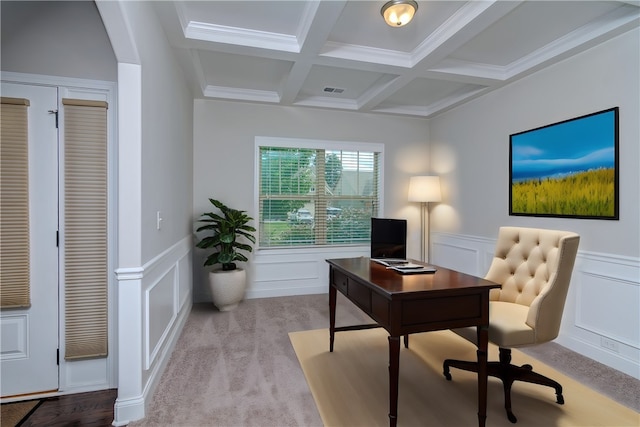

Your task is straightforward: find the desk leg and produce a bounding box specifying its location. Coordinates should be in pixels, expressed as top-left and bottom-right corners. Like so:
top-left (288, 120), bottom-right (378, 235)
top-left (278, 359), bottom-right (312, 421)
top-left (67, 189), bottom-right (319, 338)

top-left (388, 335), bottom-right (400, 427)
top-left (477, 325), bottom-right (489, 427)
top-left (329, 285), bottom-right (336, 352)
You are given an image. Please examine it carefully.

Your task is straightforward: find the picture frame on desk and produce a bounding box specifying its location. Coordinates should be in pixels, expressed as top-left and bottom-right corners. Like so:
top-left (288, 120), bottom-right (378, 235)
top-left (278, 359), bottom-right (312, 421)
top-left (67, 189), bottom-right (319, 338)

top-left (509, 107), bottom-right (619, 220)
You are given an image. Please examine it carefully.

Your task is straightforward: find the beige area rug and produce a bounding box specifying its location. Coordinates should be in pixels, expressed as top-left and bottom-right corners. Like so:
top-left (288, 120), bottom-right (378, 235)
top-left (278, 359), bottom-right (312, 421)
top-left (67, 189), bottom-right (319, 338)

top-left (0, 400), bottom-right (40, 426)
top-left (290, 328), bottom-right (640, 427)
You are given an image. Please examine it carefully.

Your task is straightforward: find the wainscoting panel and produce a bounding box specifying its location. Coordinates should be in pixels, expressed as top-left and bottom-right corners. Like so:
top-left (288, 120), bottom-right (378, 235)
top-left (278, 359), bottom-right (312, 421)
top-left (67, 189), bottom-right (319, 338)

top-left (177, 253), bottom-right (192, 310)
top-left (561, 252), bottom-right (640, 379)
top-left (142, 237), bottom-right (192, 372)
top-left (431, 232), bottom-right (640, 379)
top-left (577, 270), bottom-right (639, 346)
top-left (145, 266), bottom-right (176, 370)
top-left (244, 246), bottom-right (368, 300)
top-left (431, 233), bottom-right (494, 276)
top-left (114, 236), bottom-right (193, 425)
top-left (256, 259), bottom-right (319, 281)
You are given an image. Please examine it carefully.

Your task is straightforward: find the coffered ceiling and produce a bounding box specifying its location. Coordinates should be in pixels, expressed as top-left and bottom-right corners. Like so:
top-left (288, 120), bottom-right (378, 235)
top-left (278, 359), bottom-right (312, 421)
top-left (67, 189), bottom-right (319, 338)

top-left (153, 1), bottom-right (640, 118)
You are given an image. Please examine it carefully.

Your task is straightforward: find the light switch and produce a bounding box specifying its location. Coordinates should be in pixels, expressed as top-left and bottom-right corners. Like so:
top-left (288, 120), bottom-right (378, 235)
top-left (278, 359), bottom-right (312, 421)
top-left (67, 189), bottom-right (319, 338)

top-left (156, 211), bottom-right (163, 230)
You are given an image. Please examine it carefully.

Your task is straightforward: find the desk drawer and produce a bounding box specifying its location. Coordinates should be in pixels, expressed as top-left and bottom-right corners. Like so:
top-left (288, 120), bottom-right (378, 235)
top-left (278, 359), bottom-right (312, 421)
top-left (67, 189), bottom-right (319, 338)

top-left (371, 292), bottom-right (389, 325)
top-left (348, 279), bottom-right (371, 313)
top-left (402, 294), bottom-right (482, 327)
top-left (332, 270), bottom-right (349, 294)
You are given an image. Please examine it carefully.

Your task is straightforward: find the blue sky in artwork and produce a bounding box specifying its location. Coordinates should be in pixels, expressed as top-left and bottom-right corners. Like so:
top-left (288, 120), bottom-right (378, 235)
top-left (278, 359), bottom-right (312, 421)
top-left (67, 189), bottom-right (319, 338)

top-left (511, 110), bottom-right (616, 181)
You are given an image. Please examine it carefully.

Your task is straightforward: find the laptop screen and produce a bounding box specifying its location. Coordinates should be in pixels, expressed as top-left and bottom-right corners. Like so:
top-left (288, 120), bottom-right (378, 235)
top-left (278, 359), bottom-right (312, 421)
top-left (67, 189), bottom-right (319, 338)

top-left (370, 218), bottom-right (407, 259)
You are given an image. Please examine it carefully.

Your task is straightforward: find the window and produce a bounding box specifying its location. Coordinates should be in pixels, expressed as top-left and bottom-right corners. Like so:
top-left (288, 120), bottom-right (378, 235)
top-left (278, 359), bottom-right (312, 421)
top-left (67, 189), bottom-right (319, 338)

top-left (257, 137), bottom-right (383, 248)
top-left (63, 98), bottom-right (108, 360)
top-left (0, 97), bottom-right (30, 308)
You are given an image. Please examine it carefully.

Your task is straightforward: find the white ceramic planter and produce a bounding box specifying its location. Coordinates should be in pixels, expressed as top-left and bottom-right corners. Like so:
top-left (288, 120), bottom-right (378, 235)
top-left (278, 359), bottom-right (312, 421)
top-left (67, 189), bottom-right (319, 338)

top-left (208, 268), bottom-right (246, 311)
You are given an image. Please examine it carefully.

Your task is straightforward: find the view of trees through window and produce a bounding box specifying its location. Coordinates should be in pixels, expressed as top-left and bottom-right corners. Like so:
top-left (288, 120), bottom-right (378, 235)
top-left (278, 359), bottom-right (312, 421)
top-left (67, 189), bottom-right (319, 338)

top-left (259, 145), bottom-right (380, 248)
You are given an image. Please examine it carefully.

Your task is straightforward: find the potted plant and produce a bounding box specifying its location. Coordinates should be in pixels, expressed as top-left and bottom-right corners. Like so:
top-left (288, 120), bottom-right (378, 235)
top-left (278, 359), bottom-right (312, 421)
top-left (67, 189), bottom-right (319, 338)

top-left (196, 198), bottom-right (256, 311)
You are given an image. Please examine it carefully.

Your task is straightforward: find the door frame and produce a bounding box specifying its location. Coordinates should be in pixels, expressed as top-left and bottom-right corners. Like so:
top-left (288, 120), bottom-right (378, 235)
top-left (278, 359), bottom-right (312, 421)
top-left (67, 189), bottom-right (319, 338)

top-left (0, 71), bottom-right (118, 401)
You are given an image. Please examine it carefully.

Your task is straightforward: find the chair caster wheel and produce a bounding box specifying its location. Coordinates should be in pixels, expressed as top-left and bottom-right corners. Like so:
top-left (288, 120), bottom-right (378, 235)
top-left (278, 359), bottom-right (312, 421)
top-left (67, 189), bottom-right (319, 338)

top-left (556, 394), bottom-right (564, 405)
top-left (522, 364), bottom-right (532, 370)
top-left (443, 371), bottom-right (452, 381)
top-left (507, 411), bottom-right (517, 423)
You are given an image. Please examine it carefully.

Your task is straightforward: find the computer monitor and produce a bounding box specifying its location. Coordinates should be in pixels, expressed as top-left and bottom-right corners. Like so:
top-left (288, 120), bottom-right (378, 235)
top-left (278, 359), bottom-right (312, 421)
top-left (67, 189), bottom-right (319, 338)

top-left (370, 218), bottom-right (407, 260)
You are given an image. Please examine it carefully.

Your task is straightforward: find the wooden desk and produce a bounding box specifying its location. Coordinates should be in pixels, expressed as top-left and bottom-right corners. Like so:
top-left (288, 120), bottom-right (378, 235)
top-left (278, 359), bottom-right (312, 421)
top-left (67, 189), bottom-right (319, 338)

top-left (327, 257), bottom-right (500, 427)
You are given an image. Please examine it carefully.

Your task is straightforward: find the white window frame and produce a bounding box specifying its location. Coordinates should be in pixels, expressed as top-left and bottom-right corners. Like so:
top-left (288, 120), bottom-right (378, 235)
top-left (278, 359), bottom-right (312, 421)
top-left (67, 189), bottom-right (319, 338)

top-left (254, 136), bottom-right (385, 252)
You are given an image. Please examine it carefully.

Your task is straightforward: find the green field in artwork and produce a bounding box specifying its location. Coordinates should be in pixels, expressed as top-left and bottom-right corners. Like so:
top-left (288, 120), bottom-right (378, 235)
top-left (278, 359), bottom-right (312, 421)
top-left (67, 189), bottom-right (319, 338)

top-left (511, 168), bottom-right (615, 217)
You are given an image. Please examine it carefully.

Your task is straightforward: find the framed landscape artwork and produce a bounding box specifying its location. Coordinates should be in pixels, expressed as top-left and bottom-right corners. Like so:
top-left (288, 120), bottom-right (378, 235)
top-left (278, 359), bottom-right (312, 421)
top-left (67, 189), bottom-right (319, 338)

top-left (509, 107), bottom-right (619, 219)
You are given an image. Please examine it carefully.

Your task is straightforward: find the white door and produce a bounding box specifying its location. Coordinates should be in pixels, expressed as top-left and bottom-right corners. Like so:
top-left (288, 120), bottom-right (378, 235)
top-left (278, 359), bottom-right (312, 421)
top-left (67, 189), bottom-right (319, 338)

top-left (1, 83), bottom-right (59, 397)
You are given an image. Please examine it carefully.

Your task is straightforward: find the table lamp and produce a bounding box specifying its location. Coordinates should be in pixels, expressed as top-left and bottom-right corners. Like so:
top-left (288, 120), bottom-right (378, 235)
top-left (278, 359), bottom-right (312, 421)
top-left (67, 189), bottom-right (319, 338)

top-left (408, 176), bottom-right (441, 262)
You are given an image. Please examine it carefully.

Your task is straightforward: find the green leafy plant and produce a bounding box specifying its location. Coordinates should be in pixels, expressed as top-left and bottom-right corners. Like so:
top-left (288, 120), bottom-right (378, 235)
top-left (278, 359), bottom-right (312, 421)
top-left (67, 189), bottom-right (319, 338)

top-left (196, 198), bottom-right (256, 271)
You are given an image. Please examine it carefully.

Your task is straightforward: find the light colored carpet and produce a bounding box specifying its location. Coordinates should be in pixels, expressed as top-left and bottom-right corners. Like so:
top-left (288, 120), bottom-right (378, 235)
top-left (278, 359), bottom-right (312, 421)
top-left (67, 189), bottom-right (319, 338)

top-left (130, 295), bottom-right (639, 426)
top-left (290, 327), bottom-right (640, 427)
top-left (130, 295), bottom-right (371, 426)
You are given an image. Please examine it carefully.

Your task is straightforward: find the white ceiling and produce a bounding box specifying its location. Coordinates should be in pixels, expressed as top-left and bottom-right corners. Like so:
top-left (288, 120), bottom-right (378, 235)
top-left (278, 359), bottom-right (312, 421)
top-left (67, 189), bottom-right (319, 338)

top-left (153, 1), bottom-right (640, 118)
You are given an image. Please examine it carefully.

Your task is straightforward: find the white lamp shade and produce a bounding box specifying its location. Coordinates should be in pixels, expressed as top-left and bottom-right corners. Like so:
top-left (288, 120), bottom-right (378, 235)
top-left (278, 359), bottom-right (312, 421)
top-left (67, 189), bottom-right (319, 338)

top-left (408, 176), bottom-right (442, 203)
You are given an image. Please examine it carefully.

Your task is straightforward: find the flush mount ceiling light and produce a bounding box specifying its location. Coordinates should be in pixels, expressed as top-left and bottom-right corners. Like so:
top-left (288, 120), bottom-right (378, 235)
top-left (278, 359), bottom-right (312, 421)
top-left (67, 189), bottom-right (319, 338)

top-left (381, 0), bottom-right (418, 27)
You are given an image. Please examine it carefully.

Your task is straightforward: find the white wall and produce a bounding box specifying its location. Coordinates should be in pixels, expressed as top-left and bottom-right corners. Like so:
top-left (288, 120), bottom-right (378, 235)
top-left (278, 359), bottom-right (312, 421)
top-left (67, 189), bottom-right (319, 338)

top-left (96, 1), bottom-right (194, 424)
top-left (428, 28), bottom-right (640, 378)
top-left (0, 1), bottom-right (117, 81)
top-left (137, 12), bottom-right (194, 264)
top-left (429, 29), bottom-right (640, 255)
top-left (193, 100), bottom-right (430, 301)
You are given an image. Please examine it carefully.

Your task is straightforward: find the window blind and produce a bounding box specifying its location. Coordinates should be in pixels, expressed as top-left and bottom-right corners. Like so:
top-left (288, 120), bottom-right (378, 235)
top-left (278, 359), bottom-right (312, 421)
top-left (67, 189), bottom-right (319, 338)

top-left (0, 97), bottom-right (31, 309)
top-left (62, 98), bottom-right (108, 360)
top-left (259, 145), bottom-right (379, 248)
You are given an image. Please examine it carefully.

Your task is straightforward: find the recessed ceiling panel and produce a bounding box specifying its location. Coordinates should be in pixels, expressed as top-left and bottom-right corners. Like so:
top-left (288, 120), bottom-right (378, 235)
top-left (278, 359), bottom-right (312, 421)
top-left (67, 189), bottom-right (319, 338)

top-left (329, 1), bottom-right (467, 53)
top-left (379, 77), bottom-right (484, 108)
top-left (199, 51), bottom-right (293, 91)
top-left (181, 1), bottom-right (307, 36)
top-left (299, 65), bottom-right (387, 99)
top-left (147, 0), bottom-right (639, 117)
top-left (450, 1), bottom-right (622, 66)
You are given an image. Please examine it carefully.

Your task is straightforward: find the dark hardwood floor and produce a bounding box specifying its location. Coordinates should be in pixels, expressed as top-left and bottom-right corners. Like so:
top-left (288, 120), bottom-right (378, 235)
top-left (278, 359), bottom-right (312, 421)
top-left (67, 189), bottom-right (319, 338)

top-left (11, 389), bottom-right (117, 427)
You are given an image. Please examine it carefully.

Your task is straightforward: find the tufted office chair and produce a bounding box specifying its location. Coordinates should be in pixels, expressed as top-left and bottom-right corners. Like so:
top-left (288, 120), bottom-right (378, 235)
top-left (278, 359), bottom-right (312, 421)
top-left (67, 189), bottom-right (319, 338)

top-left (443, 227), bottom-right (580, 423)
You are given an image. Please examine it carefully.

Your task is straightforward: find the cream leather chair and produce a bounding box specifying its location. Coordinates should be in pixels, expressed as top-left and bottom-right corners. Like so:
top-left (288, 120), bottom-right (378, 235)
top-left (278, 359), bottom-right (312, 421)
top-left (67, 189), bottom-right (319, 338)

top-left (443, 227), bottom-right (580, 423)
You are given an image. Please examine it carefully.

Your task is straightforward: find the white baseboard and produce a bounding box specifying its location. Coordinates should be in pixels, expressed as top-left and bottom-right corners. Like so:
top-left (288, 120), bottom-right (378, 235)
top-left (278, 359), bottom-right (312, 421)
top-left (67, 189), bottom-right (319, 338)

top-left (246, 285), bottom-right (326, 299)
top-left (112, 395), bottom-right (145, 426)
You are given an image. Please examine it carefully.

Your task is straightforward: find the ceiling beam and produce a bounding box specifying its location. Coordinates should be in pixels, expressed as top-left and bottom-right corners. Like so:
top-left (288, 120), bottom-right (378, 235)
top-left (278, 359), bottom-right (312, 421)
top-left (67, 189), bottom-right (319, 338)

top-left (280, 1), bottom-right (348, 104)
top-left (358, 1), bottom-right (523, 112)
